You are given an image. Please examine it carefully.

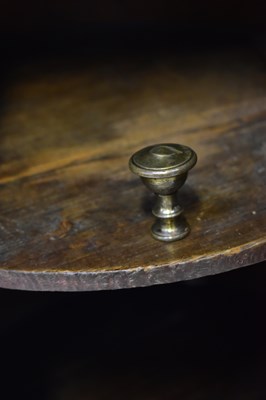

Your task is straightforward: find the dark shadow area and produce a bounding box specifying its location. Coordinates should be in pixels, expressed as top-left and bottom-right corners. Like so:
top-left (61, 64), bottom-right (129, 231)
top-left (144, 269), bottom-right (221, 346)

top-left (0, 262), bottom-right (264, 399)
top-left (141, 191), bottom-right (156, 215)
top-left (0, 1), bottom-right (265, 70)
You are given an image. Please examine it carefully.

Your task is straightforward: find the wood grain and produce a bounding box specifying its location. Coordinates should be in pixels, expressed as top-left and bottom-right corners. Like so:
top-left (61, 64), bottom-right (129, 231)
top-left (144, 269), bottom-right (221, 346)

top-left (0, 48), bottom-right (265, 290)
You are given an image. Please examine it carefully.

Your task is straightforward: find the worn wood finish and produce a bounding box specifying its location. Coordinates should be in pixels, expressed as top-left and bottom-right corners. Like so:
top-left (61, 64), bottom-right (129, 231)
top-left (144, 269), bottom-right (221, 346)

top-left (0, 48), bottom-right (265, 291)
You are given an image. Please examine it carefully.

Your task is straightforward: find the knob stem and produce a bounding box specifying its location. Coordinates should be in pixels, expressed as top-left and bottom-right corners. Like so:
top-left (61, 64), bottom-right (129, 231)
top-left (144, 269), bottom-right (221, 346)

top-left (152, 193), bottom-right (189, 241)
top-left (152, 194), bottom-right (182, 219)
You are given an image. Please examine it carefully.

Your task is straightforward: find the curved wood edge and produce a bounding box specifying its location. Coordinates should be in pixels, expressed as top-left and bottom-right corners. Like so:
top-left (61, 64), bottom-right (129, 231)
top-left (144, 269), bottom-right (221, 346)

top-left (0, 239), bottom-right (265, 291)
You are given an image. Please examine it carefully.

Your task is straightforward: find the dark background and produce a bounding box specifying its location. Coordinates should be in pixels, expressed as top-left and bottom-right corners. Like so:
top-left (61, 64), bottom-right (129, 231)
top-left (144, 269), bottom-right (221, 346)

top-left (0, 0), bottom-right (266, 56)
top-left (0, 1), bottom-right (265, 399)
top-left (0, 262), bottom-right (265, 399)
top-left (0, 0), bottom-right (265, 33)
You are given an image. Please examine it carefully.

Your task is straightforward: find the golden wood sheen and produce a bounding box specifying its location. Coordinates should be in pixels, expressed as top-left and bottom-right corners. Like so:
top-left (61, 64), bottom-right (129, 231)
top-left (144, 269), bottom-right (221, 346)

top-left (0, 50), bottom-right (265, 290)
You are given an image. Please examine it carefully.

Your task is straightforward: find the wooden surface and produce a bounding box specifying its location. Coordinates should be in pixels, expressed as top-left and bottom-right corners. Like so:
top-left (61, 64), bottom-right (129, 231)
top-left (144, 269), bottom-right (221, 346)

top-left (0, 47), bottom-right (265, 291)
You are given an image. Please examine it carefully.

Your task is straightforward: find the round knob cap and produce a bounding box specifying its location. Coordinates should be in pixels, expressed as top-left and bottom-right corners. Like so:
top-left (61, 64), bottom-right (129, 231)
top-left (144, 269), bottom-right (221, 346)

top-left (129, 143), bottom-right (197, 178)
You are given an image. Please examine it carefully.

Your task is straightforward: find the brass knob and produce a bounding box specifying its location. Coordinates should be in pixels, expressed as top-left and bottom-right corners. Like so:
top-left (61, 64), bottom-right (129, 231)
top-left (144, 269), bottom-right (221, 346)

top-left (129, 143), bottom-right (197, 242)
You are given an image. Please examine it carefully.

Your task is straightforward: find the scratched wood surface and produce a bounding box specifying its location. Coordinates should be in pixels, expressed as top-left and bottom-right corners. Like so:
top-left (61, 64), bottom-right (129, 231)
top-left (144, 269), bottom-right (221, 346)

top-left (0, 47), bottom-right (265, 291)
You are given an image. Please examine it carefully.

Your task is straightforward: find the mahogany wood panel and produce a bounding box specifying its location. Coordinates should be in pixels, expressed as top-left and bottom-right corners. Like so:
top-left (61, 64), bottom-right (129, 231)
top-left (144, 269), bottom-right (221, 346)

top-left (0, 48), bottom-right (265, 290)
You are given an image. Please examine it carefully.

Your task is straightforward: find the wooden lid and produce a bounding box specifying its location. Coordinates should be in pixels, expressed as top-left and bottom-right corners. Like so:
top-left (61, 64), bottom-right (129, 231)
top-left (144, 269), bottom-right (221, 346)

top-left (0, 49), bottom-right (265, 291)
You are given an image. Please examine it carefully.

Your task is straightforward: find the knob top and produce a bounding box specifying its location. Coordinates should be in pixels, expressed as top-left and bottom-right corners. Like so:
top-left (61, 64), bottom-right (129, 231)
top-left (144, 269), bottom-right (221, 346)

top-left (129, 143), bottom-right (197, 178)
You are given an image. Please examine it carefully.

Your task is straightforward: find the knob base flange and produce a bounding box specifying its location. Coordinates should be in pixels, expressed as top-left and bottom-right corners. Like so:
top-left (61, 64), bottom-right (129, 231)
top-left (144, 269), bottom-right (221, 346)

top-left (151, 216), bottom-right (190, 242)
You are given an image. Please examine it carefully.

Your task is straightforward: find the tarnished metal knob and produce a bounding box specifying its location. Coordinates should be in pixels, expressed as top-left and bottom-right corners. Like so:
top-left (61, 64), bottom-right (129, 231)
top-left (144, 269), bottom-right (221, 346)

top-left (129, 143), bottom-right (197, 242)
